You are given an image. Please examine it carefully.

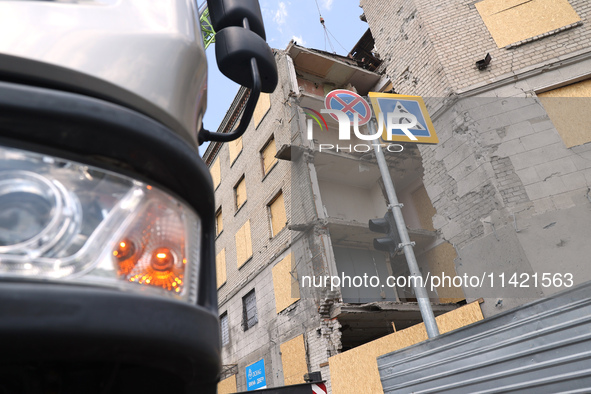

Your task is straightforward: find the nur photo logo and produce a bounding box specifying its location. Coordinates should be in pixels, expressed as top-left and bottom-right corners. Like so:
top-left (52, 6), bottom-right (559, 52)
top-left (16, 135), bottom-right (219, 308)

top-left (303, 90), bottom-right (439, 152)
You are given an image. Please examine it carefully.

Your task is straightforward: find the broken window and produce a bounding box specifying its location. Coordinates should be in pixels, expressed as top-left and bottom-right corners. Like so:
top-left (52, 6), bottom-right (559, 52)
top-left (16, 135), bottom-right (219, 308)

top-left (242, 289), bottom-right (258, 331)
top-left (220, 312), bottom-right (229, 346)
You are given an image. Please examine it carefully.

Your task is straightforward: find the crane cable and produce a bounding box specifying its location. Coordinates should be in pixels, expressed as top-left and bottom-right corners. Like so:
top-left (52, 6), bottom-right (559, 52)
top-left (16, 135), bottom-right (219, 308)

top-left (313, 0), bottom-right (348, 54)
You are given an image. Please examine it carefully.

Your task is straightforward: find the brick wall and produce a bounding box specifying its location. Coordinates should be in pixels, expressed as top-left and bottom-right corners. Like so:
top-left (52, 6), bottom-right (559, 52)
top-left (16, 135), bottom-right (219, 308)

top-left (208, 50), bottom-right (341, 391)
top-left (359, 0), bottom-right (453, 98)
top-left (361, 0), bottom-right (591, 96)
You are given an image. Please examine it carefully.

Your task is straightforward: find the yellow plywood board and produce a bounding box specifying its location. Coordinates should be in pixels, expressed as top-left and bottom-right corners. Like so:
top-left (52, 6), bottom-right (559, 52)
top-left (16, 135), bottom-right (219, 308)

top-left (272, 253), bottom-right (300, 314)
top-left (235, 220), bottom-right (252, 268)
top-left (235, 177), bottom-right (247, 209)
top-left (216, 249), bottom-right (226, 289)
top-left (539, 79), bottom-right (591, 148)
top-left (254, 93), bottom-right (271, 128)
top-left (229, 136), bottom-right (243, 165)
top-left (411, 185), bottom-right (436, 231)
top-left (475, 0), bottom-right (581, 48)
top-left (329, 301), bottom-right (484, 394)
top-left (269, 192), bottom-right (287, 237)
top-left (280, 335), bottom-right (308, 386)
top-left (216, 209), bottom-right (223, 236)
top-left (218, 374), bottom-right (237, 394)
top-left (210, 158), bottom-right (221, 190)
top-left (262, 137), bottom-right (278, 175)
top-left (425, 243), bottom-right (465, 303)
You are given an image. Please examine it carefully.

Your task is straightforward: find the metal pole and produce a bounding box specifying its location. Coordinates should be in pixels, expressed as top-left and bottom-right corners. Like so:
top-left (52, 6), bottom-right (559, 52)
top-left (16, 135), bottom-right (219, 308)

top-left (368, 119), bottom-right (440, 338)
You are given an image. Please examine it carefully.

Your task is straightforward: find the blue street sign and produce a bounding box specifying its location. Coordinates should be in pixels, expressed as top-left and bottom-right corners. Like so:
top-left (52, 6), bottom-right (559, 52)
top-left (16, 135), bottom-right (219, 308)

top-left (246, 359), bottom-right (266, 391)
top-left (369, 92), bottom-right (439, 144)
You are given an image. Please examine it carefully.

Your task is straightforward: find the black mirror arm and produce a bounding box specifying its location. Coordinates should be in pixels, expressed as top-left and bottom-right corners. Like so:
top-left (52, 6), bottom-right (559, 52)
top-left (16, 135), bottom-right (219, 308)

top-left (198, 57), bottom-right (261, 145)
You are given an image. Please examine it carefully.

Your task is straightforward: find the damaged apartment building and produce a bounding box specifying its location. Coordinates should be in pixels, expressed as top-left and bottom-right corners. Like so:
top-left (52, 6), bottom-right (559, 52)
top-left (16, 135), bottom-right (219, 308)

top-left (206, 0), bottom-right (591, 392)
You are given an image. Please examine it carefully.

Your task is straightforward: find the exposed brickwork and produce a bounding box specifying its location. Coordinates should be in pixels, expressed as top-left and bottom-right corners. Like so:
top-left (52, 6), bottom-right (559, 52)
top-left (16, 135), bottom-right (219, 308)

top-left (361, 0), bottom-right (591, 95)
top-left (359, 0), bottom-right (453, 98)
top-left (491, 156), bottom-right (530, 207)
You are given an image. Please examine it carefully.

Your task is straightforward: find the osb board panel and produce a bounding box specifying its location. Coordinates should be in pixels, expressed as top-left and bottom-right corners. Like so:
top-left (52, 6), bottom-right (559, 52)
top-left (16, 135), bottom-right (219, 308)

top-left (235, 177), bottom-right (247, 208)
top-left (210, 158), bottom-right (220, 189)
top-left (216, 249), bottom-right (226, 289)
top-left (262, 137), bottom-right (277, 175)
top-left (475, 0), bottom-right (581, 48)
top-left (272, 253), bottom-right (300, 314)
top-left (254, 93), bottom-right (271, 128)
top-left (280, 335), bottom-right (308, 386)
top-left (425, 242), bottom-right (464, 303)
top-left (216, 209), bottom-right (223, 235)
top-left (411, 185), bottom-right (436, 231)
top-left (235, 220), bottom-right (252, 268)
top-left (539, 79), bottom-right (591, 148)
top-left (229, 136), bottom-right (243, 164)
top-left (329, 301), bottom-right (484, 394)
top-left (218, 374), bottom-right (237, 394)
top-left (270, 192), bottom-right (287, 237)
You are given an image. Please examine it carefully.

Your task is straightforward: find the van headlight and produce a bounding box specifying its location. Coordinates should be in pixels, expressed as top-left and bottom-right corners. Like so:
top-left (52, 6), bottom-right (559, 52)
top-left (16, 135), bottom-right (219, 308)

top-left (0, 145), bottom-right (200, 303)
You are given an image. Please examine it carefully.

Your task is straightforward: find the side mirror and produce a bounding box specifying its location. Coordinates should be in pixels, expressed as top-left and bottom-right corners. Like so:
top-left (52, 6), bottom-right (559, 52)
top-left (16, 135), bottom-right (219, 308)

top-left (199, 0), bottom-right (279, 145)
top-left (215, 27), bottom-right (277, 93)
top-left (207, 0), bottom-right (266, 40)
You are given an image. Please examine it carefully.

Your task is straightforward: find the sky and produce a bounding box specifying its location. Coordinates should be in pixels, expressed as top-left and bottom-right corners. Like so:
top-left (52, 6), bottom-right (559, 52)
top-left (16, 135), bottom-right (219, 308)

top-left (199, 0), bottom-right (369, 155)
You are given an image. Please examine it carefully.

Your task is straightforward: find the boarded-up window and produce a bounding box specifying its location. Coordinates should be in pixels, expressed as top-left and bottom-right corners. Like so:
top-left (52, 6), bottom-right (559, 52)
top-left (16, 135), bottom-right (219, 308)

top-left (235, 220), bottom-right (253, 268)
top-left (254, 93), bottom-right (271, 128)
top-left (215, 208), bottom-right (223, 236)
top-left (216, 248), bottom-right (227, 288)
top-left (220, 312), bottom-right (229, 346)
top-left (280, 335), bottom-right (308, 386)
top-left (411, 185), bottom-right (436, 231)
top-left (475, 0), bottom-right (581, 48)
top-left (538, 79), bottom-right (591, 148)
top-left (261, 136), bottom-right (278, 176)
top-left (268, 191), bottom-right (286, 237)
top-left (234, 175), bottom-right (247, 210)
top-left (218, 374), bottom-right (237, 394)
top-left (242, 289), bottom-right (258, 330)
top-left (229, 136), bottom-right (243, 165)
top-left (210, 157), bottom-right (221, 190)
top-left (272, 253), bottom-right (300, 313)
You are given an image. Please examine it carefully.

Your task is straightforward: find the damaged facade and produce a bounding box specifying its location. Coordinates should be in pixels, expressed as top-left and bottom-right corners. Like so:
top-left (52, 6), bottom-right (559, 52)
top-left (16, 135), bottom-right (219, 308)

top-left (206, 0), bottom-right (591, 392)
top-left (361, 0), bottom-right (591, 316)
